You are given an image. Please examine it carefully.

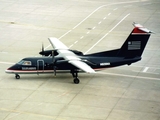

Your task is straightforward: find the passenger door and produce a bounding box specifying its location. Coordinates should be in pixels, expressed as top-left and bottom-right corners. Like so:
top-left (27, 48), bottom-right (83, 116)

top-left (37, 60), bottom-right (44, 73)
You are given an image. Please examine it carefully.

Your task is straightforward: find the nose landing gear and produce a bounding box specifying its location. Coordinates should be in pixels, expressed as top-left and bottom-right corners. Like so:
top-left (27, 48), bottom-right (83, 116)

top-left (15, 74), bottom-right (20, 79)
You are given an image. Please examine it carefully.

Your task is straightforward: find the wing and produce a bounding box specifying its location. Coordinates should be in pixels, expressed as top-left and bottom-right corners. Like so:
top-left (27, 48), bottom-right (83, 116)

top-left (48, 37), bottom-right (68, 50)
top-left (48, 37), bottom-right (95, 73)
top-left (69, 60), bottom-right (95, 73)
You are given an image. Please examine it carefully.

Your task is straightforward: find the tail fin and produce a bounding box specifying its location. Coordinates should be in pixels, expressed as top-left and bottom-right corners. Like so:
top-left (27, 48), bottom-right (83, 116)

top-left (117, 23), bottom-right (153, 58)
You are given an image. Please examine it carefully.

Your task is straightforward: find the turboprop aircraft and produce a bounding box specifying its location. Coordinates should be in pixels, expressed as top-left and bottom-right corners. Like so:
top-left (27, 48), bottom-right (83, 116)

top-left (5, 23), bottom-right (153, 84)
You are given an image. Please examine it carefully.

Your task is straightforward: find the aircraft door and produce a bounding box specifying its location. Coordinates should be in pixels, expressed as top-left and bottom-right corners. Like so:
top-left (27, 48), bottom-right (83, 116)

top-left (37, 60), bottom-right (44, 72)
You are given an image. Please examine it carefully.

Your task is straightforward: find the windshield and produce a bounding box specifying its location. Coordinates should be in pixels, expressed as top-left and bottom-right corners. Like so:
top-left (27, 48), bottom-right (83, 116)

top-left (17, 60), bottom-right (32, 65)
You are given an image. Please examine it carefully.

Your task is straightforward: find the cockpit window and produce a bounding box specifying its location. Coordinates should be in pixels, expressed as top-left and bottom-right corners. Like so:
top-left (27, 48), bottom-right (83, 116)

top-left (17, 60), bottom-right (32, 65)
top-left (17, 60), bottom-right (24, 65)
top-left (23, 61), bottom-right (32, 65)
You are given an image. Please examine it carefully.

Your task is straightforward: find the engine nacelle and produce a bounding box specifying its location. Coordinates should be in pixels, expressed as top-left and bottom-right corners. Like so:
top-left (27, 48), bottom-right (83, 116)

top-left (39, 49), bottom-right (83, 56)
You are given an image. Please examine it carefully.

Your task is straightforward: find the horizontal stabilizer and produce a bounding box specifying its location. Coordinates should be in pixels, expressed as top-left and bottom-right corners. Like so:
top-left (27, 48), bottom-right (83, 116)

top-left (132, 22), bottom-right (153, 34)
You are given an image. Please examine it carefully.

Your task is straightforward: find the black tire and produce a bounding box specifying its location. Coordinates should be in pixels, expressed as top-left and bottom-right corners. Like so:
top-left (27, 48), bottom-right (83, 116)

top-left (74, 78), bottom-right (79, 84)
top-left (15, 74), bottom-right (20, 79)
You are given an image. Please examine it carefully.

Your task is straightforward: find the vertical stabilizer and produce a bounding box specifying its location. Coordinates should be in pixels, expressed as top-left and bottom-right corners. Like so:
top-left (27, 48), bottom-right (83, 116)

top-left (117, 23), bottom-right (153, 58)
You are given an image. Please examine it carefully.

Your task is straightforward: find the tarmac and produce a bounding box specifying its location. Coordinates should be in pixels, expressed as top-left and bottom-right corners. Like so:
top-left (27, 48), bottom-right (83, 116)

top-left (0, 0), bottom-right (160, 120)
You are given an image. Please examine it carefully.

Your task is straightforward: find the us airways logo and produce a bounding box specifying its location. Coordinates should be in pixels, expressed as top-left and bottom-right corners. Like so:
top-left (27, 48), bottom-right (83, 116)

top-left (128, 41), bottom-right (141, 50)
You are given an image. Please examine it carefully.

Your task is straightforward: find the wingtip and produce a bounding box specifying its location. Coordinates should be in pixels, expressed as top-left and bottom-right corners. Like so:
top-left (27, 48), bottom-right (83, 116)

top-left (48, 37), bottom-right (58, 40)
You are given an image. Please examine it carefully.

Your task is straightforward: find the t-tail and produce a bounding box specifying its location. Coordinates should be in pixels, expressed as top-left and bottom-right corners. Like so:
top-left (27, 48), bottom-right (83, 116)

top-left (117, 22), bottom-right (153, 58)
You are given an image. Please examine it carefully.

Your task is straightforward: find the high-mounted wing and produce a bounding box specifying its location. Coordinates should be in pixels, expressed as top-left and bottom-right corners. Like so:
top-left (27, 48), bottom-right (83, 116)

top-left (69, 60), bottom-right (95, 73)
top-left (49, 37), bottom-right (68, 50)
top-left (48, 37), bottom-right (95, 73)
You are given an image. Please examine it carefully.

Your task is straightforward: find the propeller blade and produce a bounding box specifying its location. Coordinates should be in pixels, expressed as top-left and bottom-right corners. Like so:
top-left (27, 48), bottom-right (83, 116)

top-left (52, 50), bottom-right (55, 62)
top-left (42, 43), bottom-right (44, 52)
top-left (39, 43), bottom-right (44, 56)
top-left (52, 50), bottom-right (56, 76)
top-left (42, 43), bottom-right (44, 56)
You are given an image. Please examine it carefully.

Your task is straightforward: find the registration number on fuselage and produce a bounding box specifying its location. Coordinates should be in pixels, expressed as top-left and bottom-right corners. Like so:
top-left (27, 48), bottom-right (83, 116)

top-left (100, 63), bottom-right (110, 66)
top-left (22, 67), bottom-right (36, 70)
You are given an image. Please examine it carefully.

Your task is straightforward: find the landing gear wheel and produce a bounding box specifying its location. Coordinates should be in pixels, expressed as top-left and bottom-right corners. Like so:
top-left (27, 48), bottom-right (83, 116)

top-left (71, 70), bottom-right (80, 84)
top-left (15, 74), bottom-right (20, 79)
top-left (74, 78), bottom-right (79, 84)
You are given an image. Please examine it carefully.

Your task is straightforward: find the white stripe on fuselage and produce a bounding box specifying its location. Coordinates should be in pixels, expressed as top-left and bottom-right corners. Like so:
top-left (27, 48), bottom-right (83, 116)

top-left (5, 68), bottom-right (107, 74)
top-left (5, 69), bottom-right (70, 74)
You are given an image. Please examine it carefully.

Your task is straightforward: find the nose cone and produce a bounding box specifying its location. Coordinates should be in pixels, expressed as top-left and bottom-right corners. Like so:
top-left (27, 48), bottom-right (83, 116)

top-left (5, 68), bottom-right (13, 73)
top-left (5, 64), bottom-right (18, 74)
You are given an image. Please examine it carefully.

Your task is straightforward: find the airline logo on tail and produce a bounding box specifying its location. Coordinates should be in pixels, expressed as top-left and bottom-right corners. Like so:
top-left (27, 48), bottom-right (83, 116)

top-left (128, 41), bottom-right (141, 50)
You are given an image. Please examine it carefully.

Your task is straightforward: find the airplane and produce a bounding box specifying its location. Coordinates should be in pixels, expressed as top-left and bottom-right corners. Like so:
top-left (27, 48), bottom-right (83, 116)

top-left (5, 23), bottom-right (153, 84)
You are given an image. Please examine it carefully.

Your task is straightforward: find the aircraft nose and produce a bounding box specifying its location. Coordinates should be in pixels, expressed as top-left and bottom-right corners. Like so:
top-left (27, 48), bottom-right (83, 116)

top-left (5, 67), bottom-right (13, 73)
top-left (5, 64), bottom-right (18, 73)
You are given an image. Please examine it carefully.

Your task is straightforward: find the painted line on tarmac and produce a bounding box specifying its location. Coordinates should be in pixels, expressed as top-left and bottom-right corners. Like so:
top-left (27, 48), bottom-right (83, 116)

top-left (98, 71), bottom-right (160, 81)
top-left (44, 0), bottom-right (141, 50)
top-left (84, 13), bottom-right (130, 54)
top-left (0, 61), bottom-right (14, 65)
top-left (92, 26), bottom-right (96, 29)
top-left (80, 36), bottom-right (84, 39)
top-left (98, 21), bottom-right (102, 24)
top-left (113, 8), bottom-right (118, 11)
top-left (0, 108), bottom-right (55, 119)
top-left (108, 13), bottom-right (111, 16)
top-left (143, 67), bottom-right (149, 72)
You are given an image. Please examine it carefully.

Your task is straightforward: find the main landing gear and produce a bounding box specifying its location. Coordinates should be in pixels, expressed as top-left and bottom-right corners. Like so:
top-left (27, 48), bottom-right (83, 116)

top-left (71, 70), bottom-right (80, 84)
top-left (15, 74), bottom-right (20, 79)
